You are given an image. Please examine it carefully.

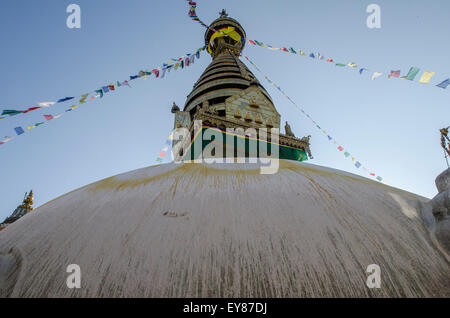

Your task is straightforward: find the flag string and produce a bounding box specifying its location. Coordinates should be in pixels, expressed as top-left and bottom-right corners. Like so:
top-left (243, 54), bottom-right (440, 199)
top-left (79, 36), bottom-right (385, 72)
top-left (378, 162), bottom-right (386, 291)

top-left (0, 46), bottom-right (205, 148)
top-left (0, 47), bottom-right (205, 121)
top-left (246, 39), bottom-right (449, 90)
top-left (243, 55), bottom-right (384, 182)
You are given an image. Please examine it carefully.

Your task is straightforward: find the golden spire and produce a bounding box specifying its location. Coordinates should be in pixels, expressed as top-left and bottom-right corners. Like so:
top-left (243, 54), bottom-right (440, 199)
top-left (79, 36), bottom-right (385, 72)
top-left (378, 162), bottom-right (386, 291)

top-left (18, 190), bottom-right (34, 211)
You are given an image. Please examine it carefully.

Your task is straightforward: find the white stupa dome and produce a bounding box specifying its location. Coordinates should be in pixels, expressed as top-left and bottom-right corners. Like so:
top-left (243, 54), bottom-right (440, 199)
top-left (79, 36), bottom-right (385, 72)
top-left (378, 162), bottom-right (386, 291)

top-left (0, 160), bottom-right (449, 297)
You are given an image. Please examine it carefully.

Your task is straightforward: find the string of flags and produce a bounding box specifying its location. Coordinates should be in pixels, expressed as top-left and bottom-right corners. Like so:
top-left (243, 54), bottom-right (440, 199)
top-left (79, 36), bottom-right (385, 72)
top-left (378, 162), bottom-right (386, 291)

top-left (155, 132), bottom-right (174, 164)
top-left (0, 47), bottom-right (205, 148)
top-left (243, 55), bottom-right (383, 182)
top-left (247, 40), bottom-right (449, 90)
top-left (0, 47), bottom-right (205, 121)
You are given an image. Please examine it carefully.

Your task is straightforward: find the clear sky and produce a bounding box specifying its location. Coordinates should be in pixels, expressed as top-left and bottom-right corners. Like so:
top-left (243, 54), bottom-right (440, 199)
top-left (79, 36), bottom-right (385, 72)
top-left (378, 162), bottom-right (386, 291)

top-left (0, 0), bottom-right (449, 221)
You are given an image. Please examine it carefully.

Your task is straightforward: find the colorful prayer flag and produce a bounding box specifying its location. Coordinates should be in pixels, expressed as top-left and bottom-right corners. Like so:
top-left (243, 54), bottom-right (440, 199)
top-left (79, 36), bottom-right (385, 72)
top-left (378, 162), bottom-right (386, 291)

top-left (79, 94), bottom-right (89, 104)
top-left (14, 127), bottom-right (24, 135)
top-left (402, 67), bottom-right (420, 80)
top-left (436, 78), bottom-right (450, 89)
top-left (355, 161), bottom-right (361, 168)
top-left (388, 70), bottom-right (400, 79)
top-left (38, 102), bottom-right (56, 107)
top-left (418, 71), bottom-right (435, 84)
top-left (44, 115), bottom-right (53, 121)
top-left (1, 110), bottom-right (22, 116)
top-left (57, 97), bottom-right (74, 103)
top-left (371, 72), bottom-right (383, 80)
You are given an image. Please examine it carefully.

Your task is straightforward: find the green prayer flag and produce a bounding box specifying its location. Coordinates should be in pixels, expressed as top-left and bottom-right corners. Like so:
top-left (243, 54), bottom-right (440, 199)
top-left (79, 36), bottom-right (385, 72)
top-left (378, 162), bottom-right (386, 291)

top-left (404, 67), bottom-right (420, 80)
top-left (1, 110), bottom-right (22, 116)
top-left (289, 48), bottom-right (297, 54)
top-left (95, 89), bottom-right (103, 98)
top-left (336, 63), bottom-right (346, 67)
top-left (35, 122), bottom-right (44, 127)
top-left (79, 93), bottom-right (89, 104)
top-left (344, 152), bottom-right (350, 157)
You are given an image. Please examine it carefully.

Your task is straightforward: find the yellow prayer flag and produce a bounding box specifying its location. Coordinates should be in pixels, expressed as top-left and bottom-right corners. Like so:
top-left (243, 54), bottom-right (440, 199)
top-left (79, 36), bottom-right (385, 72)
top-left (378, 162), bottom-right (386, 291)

top-left (71, 105), bottom-right (78, 109)
top-left (418, 71), bottom-right (435, 84)
top-left (298, 50), bottom-right (306, 56)
top-left (27, 126), bottom-right (35, 130)
top-left (347, 62), bottom-right (357, 68)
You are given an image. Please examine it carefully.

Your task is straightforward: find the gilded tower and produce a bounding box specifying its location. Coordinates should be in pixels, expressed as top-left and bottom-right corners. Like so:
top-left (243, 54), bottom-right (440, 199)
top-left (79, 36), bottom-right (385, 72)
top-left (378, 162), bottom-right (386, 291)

top-left (172, 10), bottom-right (312, 161)
top-left (0, 190), bottom-right (34, 230)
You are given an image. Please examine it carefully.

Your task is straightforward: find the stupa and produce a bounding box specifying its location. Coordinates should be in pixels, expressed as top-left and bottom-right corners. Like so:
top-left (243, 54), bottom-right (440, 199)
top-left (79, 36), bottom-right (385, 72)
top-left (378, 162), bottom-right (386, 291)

top-left (0, 12), bottom-right (448, 298)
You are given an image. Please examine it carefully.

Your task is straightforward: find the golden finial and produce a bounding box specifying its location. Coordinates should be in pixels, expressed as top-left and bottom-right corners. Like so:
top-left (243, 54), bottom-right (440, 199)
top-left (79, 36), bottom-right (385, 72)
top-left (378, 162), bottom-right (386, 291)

top-left (18, 190), bottom-right (34, 211)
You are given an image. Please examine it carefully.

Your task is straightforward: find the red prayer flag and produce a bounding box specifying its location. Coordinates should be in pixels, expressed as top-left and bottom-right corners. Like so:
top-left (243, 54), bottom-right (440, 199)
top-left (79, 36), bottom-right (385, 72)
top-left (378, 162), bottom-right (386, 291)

top-left (152, 69), bottom-right (159, 78)
top-left (389, 70), bottom-right (400, 79)
top-left (327, 58), bottom-right (334, 62)
top-left (44, 114), bottom-right (53, 121)
top-left (159, 152), bottom-right (166, 157)
top-left (108, 85), bottom-right (115, 91)
top-left (370, 173), bottom-right (375, 176)
top-left (0, 142), bottom-right (4, 146)
top-left (22, 107), bottom-right (41, 113)
top-left (249, 40), bottom-right (256, 45)
top-left (338, 146), bottom-right (344, 151)
top-left (281, 47), bottom-right (289, 52)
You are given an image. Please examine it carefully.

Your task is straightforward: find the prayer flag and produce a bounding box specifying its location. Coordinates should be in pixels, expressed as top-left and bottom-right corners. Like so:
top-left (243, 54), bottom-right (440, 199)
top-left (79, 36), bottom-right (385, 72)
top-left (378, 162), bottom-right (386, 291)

top-left (95, 89), bottom-right (103, 98)
top-left (355, 161), bottom-right (361, 168)
top-left (289, 48), bottom-right (297, 54)
top-left (359, 68), bottom-right (368, 75)
top-left (1, 110), bottom-right (22, 116)
top-left (388, 70), bottom-right (400, 79)
top-left (22, 107), bottom-right (41, 113)
top-left (79, 94), bottom-right (89, 104)
top-left (371, 72), bottom-right (383, 80)
top-left (27, 126), bottom-right (35, 130)
top-left (38, 102), bottom-right (56, 107)
top-left (249, 40), bottom-right (256, 45)
top-left (376, 176), bottom-right (382, 181)
top-left (196, 50), bottom-right (200, 59)
top-left (14, 127), bottom-right (24, 135)
top-left (54, 114), bottom-right (62, 119)
top-left (57, 97), bottom-right (74, 103)
top-left (102, 86), bottom-right (110, 93)
top-left (108, 84), bottom-right (115, 91)
top-left (130, 75), bottom-right (139, 80)
top-left (418, 71), bottom-right (435, 84)
top-left (370, 173), bottom-right (375, 176)
top-left (344, 152), bottom-right (350, 157)
top-left (336, 63), bottom-right (346, 67)
top-left (309, 53), bottom-right (315, 58)
top-left (436, 78), bottom-right (450, 89)
top-left (35, 122), bottom-right (44, 127)
top-left (338, 146), bottom-right (344, 151)
top-left (402, 67), bottom-right (420, 80)
top-left (298, 50), bottom-right (306, 56)
top-left (2, 136), bottom-right (13, 142)
top-left (159, 152), bottom-right (166, 157)
top-left (327, 58), bottom-right (334, 62)
top-left (44, 114), bottom-right (53, 121)
top-left (327, 135), bottom-right (332, 140)
top-left (348, 62), bottom-right (357, 68)
top-left (152, 69), bottom-right (160, 78)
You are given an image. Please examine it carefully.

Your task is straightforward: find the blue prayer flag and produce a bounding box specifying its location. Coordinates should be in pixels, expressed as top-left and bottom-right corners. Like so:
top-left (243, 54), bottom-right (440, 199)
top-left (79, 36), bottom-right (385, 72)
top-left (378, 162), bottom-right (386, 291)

top-left (57, 97), bottom-right (74, 103)
top-left (14, 127), bottom-right (24, 135)
top-left (355, 161), bottom-right (361, 168)
top-left (436, 78), bottom-right (450, 89)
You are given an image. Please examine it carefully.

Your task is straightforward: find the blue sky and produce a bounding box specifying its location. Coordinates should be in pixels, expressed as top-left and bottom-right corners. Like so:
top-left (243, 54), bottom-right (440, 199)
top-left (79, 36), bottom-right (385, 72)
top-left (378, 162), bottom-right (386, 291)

top-left (0, 0), bottom-right (448, 220)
